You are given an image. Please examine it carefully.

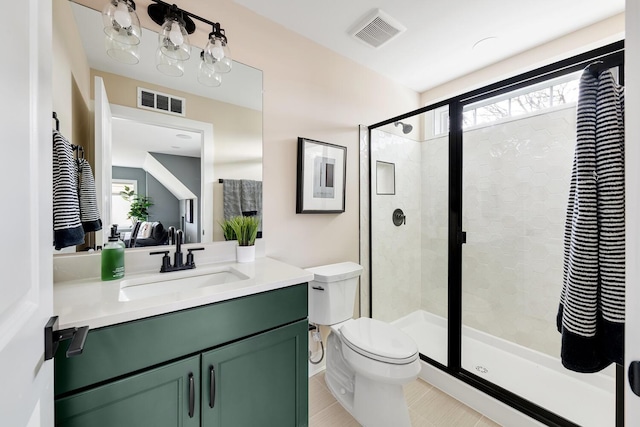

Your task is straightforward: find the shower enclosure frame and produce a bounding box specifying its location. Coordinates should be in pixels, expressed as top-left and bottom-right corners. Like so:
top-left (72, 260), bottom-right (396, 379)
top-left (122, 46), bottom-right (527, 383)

top-left (367, 40), bottom-right (625, 427)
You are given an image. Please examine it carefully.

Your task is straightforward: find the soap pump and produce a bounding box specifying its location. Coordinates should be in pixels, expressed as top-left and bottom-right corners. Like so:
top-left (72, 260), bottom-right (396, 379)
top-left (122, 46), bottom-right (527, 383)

top-left (101, 224), bottom-right (125, 281)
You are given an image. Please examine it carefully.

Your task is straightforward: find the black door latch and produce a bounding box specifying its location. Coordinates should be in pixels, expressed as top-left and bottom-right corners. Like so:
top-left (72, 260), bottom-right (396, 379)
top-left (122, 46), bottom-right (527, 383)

top-left (44, 316), bottom-right (89, 361)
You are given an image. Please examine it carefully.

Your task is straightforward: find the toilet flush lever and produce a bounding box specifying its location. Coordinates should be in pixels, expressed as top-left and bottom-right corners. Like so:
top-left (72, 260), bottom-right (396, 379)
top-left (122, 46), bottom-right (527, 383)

top-left (311, 286), bottom-right (325, 291)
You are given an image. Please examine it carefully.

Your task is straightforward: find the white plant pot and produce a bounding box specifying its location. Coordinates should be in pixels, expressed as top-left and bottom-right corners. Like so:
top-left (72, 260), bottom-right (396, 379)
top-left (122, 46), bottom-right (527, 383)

top-left (236, 245), bottom-right (255, 263)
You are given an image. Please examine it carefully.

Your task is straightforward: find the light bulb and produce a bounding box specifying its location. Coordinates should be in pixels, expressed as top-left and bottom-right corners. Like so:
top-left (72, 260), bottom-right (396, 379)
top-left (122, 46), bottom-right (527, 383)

top-left (210, 39), bottom-right (225, 60)
top-left (113, 2), bottom-right (132, 28)
top-left (169, 22), bottom-right (184, 46)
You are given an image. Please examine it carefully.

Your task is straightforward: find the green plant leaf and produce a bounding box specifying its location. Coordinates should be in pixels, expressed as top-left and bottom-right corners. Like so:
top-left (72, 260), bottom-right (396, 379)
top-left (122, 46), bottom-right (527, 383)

top-left (226, 215), bottom-right (260, 246)
top-left (120, 188), bottom-right (153, 222)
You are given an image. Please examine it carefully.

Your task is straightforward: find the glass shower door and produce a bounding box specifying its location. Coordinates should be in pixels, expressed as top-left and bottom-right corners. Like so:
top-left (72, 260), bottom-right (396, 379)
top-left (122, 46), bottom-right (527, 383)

top-left (460, 74), bottom-right (616, 427)
top-left (370, 108), bottom-right (449, 365)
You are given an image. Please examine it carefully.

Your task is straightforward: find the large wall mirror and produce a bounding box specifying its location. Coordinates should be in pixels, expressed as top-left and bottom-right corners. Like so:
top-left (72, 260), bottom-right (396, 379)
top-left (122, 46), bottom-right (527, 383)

top-left (53, 0), bottom-right (263, 253)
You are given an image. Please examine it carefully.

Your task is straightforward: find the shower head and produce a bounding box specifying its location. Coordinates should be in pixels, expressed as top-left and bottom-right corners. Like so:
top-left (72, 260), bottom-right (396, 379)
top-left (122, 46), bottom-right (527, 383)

top-left (394, 121), bottom-right (413, 134)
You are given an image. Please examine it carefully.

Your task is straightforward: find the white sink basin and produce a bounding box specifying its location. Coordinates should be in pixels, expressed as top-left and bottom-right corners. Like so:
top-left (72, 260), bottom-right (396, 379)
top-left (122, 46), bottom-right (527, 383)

top-left (119, 267), bottom-right (250, 302)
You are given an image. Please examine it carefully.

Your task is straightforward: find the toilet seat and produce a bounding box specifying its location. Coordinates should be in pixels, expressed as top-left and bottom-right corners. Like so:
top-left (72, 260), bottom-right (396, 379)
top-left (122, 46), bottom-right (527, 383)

top-left (339, 318), bottom-right (418, 365)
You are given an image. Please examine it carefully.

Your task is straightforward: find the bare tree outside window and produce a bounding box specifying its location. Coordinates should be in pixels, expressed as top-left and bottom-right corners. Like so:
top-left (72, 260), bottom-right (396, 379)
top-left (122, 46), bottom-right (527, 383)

top-left (459, 76), bottom-right (580, 130)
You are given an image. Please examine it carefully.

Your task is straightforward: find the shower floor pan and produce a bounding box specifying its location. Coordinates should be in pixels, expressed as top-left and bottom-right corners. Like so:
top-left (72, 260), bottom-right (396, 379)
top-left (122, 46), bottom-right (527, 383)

top-left (393, 310), bottom-right (615, 427)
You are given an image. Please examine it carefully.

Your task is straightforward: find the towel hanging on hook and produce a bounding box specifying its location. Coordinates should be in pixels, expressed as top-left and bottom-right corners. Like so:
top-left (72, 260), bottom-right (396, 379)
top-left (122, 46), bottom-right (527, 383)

top-left (584, 60), bottom-right (607, 78)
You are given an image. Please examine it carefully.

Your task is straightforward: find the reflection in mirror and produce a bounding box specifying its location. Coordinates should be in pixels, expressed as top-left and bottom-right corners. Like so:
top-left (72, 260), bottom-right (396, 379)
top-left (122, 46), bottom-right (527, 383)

top-left (52, 0), bottom-right (263, 253)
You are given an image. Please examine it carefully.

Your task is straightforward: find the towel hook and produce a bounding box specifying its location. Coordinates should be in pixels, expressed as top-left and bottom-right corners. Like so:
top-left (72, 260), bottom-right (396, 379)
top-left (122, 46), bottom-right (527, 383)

top-left (52, 112), bottom-right (60, 131)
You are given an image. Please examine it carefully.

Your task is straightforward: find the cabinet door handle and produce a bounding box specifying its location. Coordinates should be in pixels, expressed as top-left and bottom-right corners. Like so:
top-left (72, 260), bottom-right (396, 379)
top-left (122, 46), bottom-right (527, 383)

top-left (209, 365), bottom-right (216, 408)
top-left (188, 372), bottom-right (195, 418)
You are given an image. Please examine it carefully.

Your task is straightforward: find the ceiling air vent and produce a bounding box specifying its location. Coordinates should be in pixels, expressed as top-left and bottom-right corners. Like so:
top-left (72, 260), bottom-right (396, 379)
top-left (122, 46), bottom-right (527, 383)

top-left (137, 87), bottom-right (186, 117)
top-left (349, 9), bottom-right (406, 49)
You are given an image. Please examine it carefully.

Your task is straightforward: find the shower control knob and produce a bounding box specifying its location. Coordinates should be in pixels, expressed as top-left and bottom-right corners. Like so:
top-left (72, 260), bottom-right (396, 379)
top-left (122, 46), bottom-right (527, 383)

top-left (392, 208), bottom-right (406, 226)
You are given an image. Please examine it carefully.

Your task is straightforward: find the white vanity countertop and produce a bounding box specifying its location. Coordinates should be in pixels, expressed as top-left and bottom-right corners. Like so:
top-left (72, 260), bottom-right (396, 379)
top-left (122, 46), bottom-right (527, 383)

top-left (54, 257), bottom-right (314, 330)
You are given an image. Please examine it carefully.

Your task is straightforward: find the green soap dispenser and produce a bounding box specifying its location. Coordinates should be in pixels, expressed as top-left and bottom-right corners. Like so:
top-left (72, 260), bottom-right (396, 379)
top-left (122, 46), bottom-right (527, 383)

top-left (101, 225), bottom-right (125, 281)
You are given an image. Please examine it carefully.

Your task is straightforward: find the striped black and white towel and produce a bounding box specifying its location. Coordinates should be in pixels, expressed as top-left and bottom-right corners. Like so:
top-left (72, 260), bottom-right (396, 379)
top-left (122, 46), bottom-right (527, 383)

top-left (78, 158), bottom-right (102, 233)
top-left (53, 130), bottom-right (85, 249)
top-left (557, 69), bottom-right (625, 373)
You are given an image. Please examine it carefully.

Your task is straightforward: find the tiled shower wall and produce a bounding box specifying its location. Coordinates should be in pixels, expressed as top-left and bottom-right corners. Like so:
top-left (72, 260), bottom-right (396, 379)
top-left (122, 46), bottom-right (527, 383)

top-left (371, 130), bottom-right (422, 323)
top-left (420, 135), bottom-right (449, 320)
top-left (421, 106), bottom-right (577, 357)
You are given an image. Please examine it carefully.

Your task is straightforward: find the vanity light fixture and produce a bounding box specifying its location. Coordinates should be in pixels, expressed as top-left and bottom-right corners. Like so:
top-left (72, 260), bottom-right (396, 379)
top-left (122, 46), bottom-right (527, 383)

top-left (198, 52), bottom-right (223, 87)
top-left (105, 35), bottom-right (141, 64)
top-left (203, 23), bottom-right (232, 74)
top-left (102, 0), bottom-right (142, 63)
top-left (102, 0), bottom-right (232, 86)
top-left (155, 46), bottom-right (185, 77)
top-left (102, 0), bottom-right (141, 45)
top-left (152, 4), bottom-right (192, 62)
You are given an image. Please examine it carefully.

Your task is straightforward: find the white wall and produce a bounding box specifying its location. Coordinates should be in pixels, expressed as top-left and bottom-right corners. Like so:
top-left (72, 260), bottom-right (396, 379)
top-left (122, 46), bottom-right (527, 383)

top-left (421, 14), bottom-right (624, 105)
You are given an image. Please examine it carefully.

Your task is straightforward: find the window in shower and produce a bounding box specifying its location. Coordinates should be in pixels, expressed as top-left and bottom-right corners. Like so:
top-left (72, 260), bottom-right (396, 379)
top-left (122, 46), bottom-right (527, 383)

top-left (434, 73), bottom-right (581, 135)
top-left (460, 68), bottom-right (619, 427)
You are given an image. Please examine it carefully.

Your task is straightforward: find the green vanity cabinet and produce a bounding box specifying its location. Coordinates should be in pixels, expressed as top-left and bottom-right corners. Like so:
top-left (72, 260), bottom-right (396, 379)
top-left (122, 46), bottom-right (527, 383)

top-left (55, 356), bottom-right (200, 427)
top-left (201, 320), bottom-right (308, 426)
top-left (54, 284), bottom-right (309, 427)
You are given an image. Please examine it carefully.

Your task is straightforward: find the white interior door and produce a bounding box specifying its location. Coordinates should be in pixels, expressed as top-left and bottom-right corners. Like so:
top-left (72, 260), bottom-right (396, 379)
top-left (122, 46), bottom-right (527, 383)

top-left (626, 0), bottom-right (640, 422)
top-left (95, 76), bottom-right (113, 246)
top-left (0, 0), bottom-right (54, 425)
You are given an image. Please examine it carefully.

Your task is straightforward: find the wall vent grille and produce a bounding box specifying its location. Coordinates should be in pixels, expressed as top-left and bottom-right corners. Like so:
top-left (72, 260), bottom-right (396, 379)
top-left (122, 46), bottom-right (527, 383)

top-left (137, 87), bottom-right (186, 116)
top-left (350, 9), bottom-right (406, 48)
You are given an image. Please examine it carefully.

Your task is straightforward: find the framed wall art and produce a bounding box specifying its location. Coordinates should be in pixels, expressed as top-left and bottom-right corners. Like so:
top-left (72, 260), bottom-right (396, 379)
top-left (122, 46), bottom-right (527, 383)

top-left (296, 137), bottom-right (346, 213)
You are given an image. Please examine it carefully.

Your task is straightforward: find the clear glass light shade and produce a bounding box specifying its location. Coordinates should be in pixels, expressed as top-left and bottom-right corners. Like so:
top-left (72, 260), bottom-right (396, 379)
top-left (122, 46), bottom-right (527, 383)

top-left (105, 36), bottom-right (140, 64)
top-left (203, 37), bottom-right (232, 73)
top-left (158, 18), bottom-right (191, 61)
top-left (198, 60), bottom-right (222, 87)
top-left (102, 0), bottom-right (141, 46)
top-left (155, 48), bottom-right (184, 77)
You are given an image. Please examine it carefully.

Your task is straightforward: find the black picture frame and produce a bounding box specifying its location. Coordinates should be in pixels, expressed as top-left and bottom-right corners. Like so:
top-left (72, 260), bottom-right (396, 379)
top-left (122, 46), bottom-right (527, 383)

top-left (296, 137), bottom-right (346, 213)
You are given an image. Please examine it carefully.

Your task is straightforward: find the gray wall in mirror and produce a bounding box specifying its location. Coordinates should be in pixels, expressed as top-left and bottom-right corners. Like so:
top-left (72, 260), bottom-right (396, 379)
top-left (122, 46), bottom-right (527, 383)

top-left (52, 0), bottom-right (263, 253)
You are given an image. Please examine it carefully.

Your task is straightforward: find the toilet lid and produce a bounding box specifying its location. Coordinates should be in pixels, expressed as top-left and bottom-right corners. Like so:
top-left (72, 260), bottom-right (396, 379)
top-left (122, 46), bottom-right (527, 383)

top-left (339, 318), bottom-right (418, 365)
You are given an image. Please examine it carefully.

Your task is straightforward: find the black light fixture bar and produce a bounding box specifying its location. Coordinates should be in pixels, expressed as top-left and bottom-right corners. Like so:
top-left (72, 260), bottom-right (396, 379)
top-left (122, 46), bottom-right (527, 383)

top-left (148, 0), bottom-right (219, 32)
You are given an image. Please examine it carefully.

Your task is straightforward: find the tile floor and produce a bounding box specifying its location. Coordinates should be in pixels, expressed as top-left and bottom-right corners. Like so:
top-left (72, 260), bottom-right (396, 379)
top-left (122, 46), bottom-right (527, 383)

top-left (309, 372), bottom-right (502, 427)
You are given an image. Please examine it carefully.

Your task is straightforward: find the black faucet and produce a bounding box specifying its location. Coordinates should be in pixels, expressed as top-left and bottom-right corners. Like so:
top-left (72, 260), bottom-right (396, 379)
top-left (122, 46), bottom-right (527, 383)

top-left (174, 230), bottom-right (184, 268)
top-left (150, 229), bottom-right (204, 273)
top-left (167, 226), bottom-right (176, 245)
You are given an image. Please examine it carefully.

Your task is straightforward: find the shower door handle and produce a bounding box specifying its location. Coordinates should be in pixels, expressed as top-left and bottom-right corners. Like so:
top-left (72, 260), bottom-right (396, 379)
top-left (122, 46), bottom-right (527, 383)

top-left (629, 361), bottom-right (640, 396)
top-left (459, 231), bottom-right (467, 244)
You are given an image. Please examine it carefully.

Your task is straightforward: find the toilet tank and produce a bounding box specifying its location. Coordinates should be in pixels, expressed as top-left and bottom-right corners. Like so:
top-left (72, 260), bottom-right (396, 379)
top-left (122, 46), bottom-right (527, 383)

top-left (306, 262), bottom-right (363, 326)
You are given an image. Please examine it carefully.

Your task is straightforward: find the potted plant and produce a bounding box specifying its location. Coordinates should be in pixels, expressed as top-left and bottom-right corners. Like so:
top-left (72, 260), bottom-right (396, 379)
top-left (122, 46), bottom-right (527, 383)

top-left (120, 186), bottom-right (153, 223)
top-left (218, 219), bottom-right (237, 241)
top-left (227, 215), bottom-right (260, 262)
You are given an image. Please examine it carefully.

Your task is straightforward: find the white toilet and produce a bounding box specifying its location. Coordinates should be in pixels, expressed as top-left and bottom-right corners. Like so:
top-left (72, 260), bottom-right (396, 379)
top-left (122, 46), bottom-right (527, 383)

top-left (307, 262), bottom-right (421, 427)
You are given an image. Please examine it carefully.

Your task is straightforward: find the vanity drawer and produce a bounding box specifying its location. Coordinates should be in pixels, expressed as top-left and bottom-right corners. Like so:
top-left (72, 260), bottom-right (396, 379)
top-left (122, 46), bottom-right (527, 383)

top-left (55, 283), bottom-right (307, 396)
